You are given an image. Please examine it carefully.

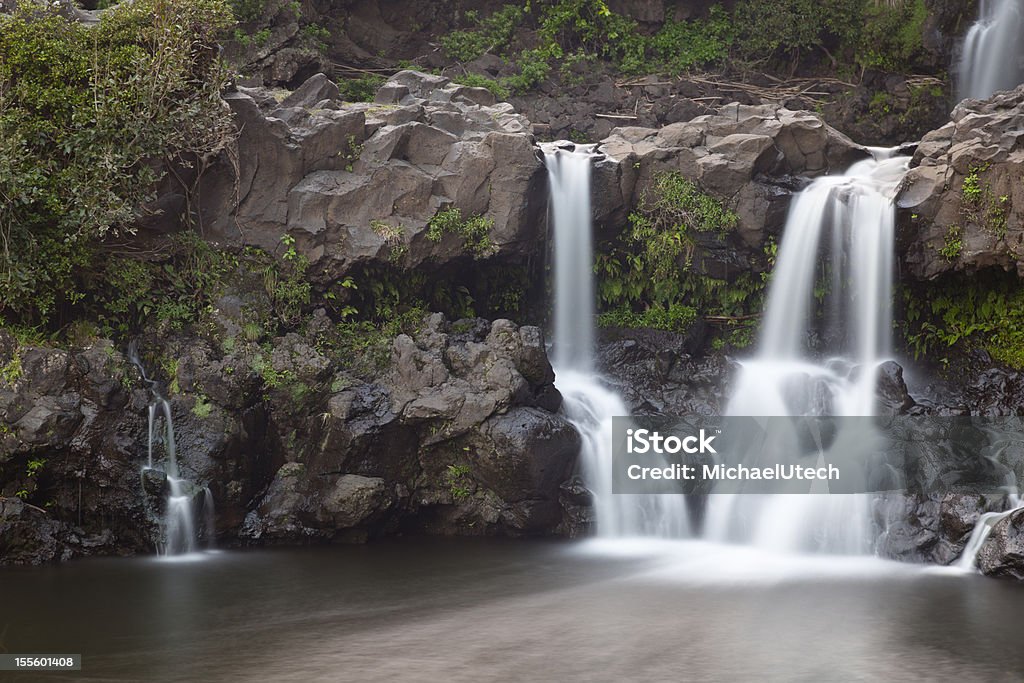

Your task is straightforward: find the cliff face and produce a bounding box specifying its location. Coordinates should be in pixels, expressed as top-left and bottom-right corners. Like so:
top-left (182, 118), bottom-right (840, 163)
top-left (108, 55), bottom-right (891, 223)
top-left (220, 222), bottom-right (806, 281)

top-left (0, 312), bottom-right (580, 564)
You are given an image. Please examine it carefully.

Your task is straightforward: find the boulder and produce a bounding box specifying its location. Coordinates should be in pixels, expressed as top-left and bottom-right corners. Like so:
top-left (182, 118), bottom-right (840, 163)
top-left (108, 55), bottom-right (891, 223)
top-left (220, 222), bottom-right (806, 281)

top-left (199, 71), bottom-right (544, 282)
top-left (898, 84), bottom-right (1024, 280)
top-left (978, 508), bottom-right (1024, 579)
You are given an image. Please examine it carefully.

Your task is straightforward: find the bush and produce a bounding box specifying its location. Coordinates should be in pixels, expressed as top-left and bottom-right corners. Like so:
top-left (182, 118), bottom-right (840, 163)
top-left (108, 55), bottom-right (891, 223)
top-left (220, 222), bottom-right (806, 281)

top-left (0, 0), bottom-right (234, 324)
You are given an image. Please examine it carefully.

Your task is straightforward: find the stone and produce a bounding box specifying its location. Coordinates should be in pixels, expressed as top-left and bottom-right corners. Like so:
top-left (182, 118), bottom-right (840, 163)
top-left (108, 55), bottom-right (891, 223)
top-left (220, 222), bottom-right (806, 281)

top-left (898, 84), bottom-right (1024, 280)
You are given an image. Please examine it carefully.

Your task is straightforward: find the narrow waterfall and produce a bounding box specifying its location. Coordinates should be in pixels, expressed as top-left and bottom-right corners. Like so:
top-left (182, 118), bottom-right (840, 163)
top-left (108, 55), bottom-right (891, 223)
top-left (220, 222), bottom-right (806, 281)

top-left (130, 343), bottom-right (214, 556)
top-left (706, 150), bottom-right (910, 553)
top-left (543, 144), bottom-right (689, 538)
top-left (958, 0), bottom-right (1024, 101)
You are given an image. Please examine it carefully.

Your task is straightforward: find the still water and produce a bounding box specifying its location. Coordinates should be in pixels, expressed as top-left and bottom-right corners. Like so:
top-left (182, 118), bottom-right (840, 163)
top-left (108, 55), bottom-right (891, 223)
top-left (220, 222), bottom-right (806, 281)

top-left (2, 538), bottom-right (1023, 682)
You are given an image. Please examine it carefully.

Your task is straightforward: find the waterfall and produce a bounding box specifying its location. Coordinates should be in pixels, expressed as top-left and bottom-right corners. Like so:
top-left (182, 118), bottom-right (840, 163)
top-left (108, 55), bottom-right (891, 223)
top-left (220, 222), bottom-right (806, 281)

top-left (958, 0), bottom-right (1024, 101)
top-left (130, 343), bottom-right (213, 556)
top-left (706, 150), bottom-right (910, 553)
top-left (543, 144), bottom-right (689, 538)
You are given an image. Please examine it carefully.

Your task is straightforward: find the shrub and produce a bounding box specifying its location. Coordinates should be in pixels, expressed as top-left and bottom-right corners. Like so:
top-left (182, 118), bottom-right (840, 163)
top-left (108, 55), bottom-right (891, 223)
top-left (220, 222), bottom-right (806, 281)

top-left (0, 0), bottom-right (234, 324)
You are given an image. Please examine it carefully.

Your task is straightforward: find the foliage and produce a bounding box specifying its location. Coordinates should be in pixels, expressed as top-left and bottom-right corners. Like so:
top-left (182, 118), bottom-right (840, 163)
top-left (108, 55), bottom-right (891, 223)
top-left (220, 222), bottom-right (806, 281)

top-left (0, 0), bottom-right (234, 325)
top-left (594, 170), bottom-right (759, 338)
top-left (959, 165), bottom-right (1010, 239)
top-left (441, 5), bottom-right (526, 62)
top-left (598, 303), bottom-right (697, 334)
top-left (89, 232), bottom-right (237, 337)
top-left (445, 463), bottom-right (472, 501)
top-left (450, 73), bottom-right (510, 101)
top-left (439, 0), bottom-right (933, 94)
top-left (856, 0), bottom-right (928, 72)
top-left (939, 225), bottom-right (962, 261)
top-left (0, 349), bottom-right (22, 387)
top-left (901, 274), bottom-right (1024, 369)
top-left (426, 208), bottom-right (495, 258)
top-left (337, 75), bottom-right (385, 102)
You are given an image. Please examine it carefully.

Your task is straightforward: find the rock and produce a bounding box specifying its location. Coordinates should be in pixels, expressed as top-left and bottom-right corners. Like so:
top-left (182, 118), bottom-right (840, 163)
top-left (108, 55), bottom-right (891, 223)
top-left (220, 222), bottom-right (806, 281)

top-left (595, 327), bottom-right (731, 416)
top-left (324, 475), bottom-right (393, 527)
top-left (978, 508), bottom-right (1024, 579)
top-left (199, 71), bottom-right (544, 282)
top-left (898, 84), bottom-right (1024, 280)
top-left (0, 497), bottom-right (66, 565)
top-left (875, 361), bottom-right (916, 415)
top-left (875, 492), bottom-right (1009, 565)
top-left (593, 102), bottom-right (866, 259)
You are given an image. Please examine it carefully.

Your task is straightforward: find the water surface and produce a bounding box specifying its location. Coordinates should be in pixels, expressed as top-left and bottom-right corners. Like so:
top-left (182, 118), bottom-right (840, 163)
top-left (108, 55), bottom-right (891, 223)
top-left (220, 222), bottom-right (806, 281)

top-left (2, 539), bottom-right (1023, 681)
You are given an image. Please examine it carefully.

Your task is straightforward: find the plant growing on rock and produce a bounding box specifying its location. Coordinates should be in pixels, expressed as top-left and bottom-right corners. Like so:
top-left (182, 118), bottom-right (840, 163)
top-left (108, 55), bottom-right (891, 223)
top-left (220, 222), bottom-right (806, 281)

top-left (426, 208), bottom-right (495, 258)
top-left (594, 170), bottom-right (762, 341)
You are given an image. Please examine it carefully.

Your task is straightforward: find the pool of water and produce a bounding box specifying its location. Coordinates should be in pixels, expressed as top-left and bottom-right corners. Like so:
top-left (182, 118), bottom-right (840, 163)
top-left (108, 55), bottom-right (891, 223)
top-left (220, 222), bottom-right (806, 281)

top-left (2, 538), bottom-right (1023, 681)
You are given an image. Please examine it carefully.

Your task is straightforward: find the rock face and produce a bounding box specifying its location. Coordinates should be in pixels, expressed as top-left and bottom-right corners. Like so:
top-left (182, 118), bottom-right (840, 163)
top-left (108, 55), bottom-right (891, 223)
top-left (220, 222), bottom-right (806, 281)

top-left (0, 314), bottom-right (579, 563)
top-left (199, 71), bottom-right (543, 283)
top-left (594, 103), bottom-right (866, 252)
top-left (596, 328), bottom-right (732, 416)
top-left (876, 492), bottom-right (1010, 565)
top-left (898, 84), bottom-right (1024, 280)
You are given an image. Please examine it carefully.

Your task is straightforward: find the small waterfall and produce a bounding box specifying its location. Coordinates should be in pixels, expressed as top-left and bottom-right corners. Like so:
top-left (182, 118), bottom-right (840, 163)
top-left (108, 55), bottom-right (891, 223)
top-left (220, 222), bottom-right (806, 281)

top-left (707, 150), bottom-right (910, 554)
top-left (543, 144), bottom-right (689, 538)
top-left (958, 0), bottom-right (1024, 101)
top-left (130, 343), bottom-right (214, 556)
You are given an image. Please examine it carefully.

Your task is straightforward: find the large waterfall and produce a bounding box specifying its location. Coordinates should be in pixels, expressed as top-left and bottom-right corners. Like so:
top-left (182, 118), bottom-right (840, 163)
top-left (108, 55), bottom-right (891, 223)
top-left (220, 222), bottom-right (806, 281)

top-left (958, 0), bottom-right (1024, 101)
top-left (709, 150), bottom-right (910, 553)
top-left (544, 145), bottom-right (689, 538)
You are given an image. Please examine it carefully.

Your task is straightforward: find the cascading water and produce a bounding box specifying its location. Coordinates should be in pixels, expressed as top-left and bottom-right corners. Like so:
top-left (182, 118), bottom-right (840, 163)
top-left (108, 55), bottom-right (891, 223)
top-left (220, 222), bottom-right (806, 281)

top-left (543, 144), bottom-right (689, 538)
top-left (958, 0), bottom-right (1024, 101)
top-left (706, 149), bottom-right (910, 554)
top-left (130, 343), bottom-right (214, 556)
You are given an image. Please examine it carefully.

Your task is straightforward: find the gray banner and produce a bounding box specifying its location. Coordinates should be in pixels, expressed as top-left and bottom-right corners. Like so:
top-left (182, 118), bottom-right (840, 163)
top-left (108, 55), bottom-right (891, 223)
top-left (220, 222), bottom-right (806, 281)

top-left (612, 416), bottom-right (1024, 495)
top-left (0, 655), bottom-right (81, 671)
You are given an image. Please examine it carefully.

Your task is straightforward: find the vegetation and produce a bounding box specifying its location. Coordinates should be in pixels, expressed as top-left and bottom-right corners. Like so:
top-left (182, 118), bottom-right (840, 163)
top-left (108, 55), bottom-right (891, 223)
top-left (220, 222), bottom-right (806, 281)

top-left (594, 170), bottom-right (762, 345)
top-left (438, 0), bottom-right (934, 95)
top-left (902, 274), bottom-right (1024, 370)
top-left (426, 208), bottom-right (495, 258)
top-left (0, 0), bottom-right (234, 326)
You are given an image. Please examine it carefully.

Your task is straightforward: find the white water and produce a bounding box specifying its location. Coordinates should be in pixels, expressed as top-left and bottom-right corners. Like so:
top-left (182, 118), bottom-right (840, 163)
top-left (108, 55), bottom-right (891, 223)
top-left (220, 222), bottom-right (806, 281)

top-left (958, 0), bottom-right (1024, 101)
top-left (131, 343), bottom-right (214, 556)
top-left (707, 151), bottom-right (910, 554)
top-left (544, 145), bottom-right (689, 538)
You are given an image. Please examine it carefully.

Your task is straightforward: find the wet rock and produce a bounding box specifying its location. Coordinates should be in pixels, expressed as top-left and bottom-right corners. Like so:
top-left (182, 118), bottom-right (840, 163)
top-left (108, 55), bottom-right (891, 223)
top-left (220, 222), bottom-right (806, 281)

top-left (875, 492), bottom-right (1009, 565)
top-left (978, 508), bottom-right (1024, 579)
top-left (0, 497), bottom-right (66, 565)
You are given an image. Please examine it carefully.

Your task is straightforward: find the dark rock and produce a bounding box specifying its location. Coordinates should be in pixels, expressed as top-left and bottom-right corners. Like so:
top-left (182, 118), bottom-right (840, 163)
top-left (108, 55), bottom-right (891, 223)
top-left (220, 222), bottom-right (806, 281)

top-left (978, 508), bottom-right (1024, 579)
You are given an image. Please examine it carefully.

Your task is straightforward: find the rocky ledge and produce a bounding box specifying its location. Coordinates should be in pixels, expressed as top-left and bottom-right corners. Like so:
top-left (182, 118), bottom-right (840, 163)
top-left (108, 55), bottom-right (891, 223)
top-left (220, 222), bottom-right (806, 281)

top-left (190, 71), bottom-right (544, 283)
top-left (898, 84), bottom-right (1024, 280)
top-left (0, 314), bottom-right (580, 563)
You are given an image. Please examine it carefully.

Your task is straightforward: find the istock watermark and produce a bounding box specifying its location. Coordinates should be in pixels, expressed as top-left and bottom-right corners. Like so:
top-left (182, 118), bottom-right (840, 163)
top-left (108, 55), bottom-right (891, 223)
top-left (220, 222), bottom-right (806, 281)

top-left (611, 416), bottom-right (1024, 495)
